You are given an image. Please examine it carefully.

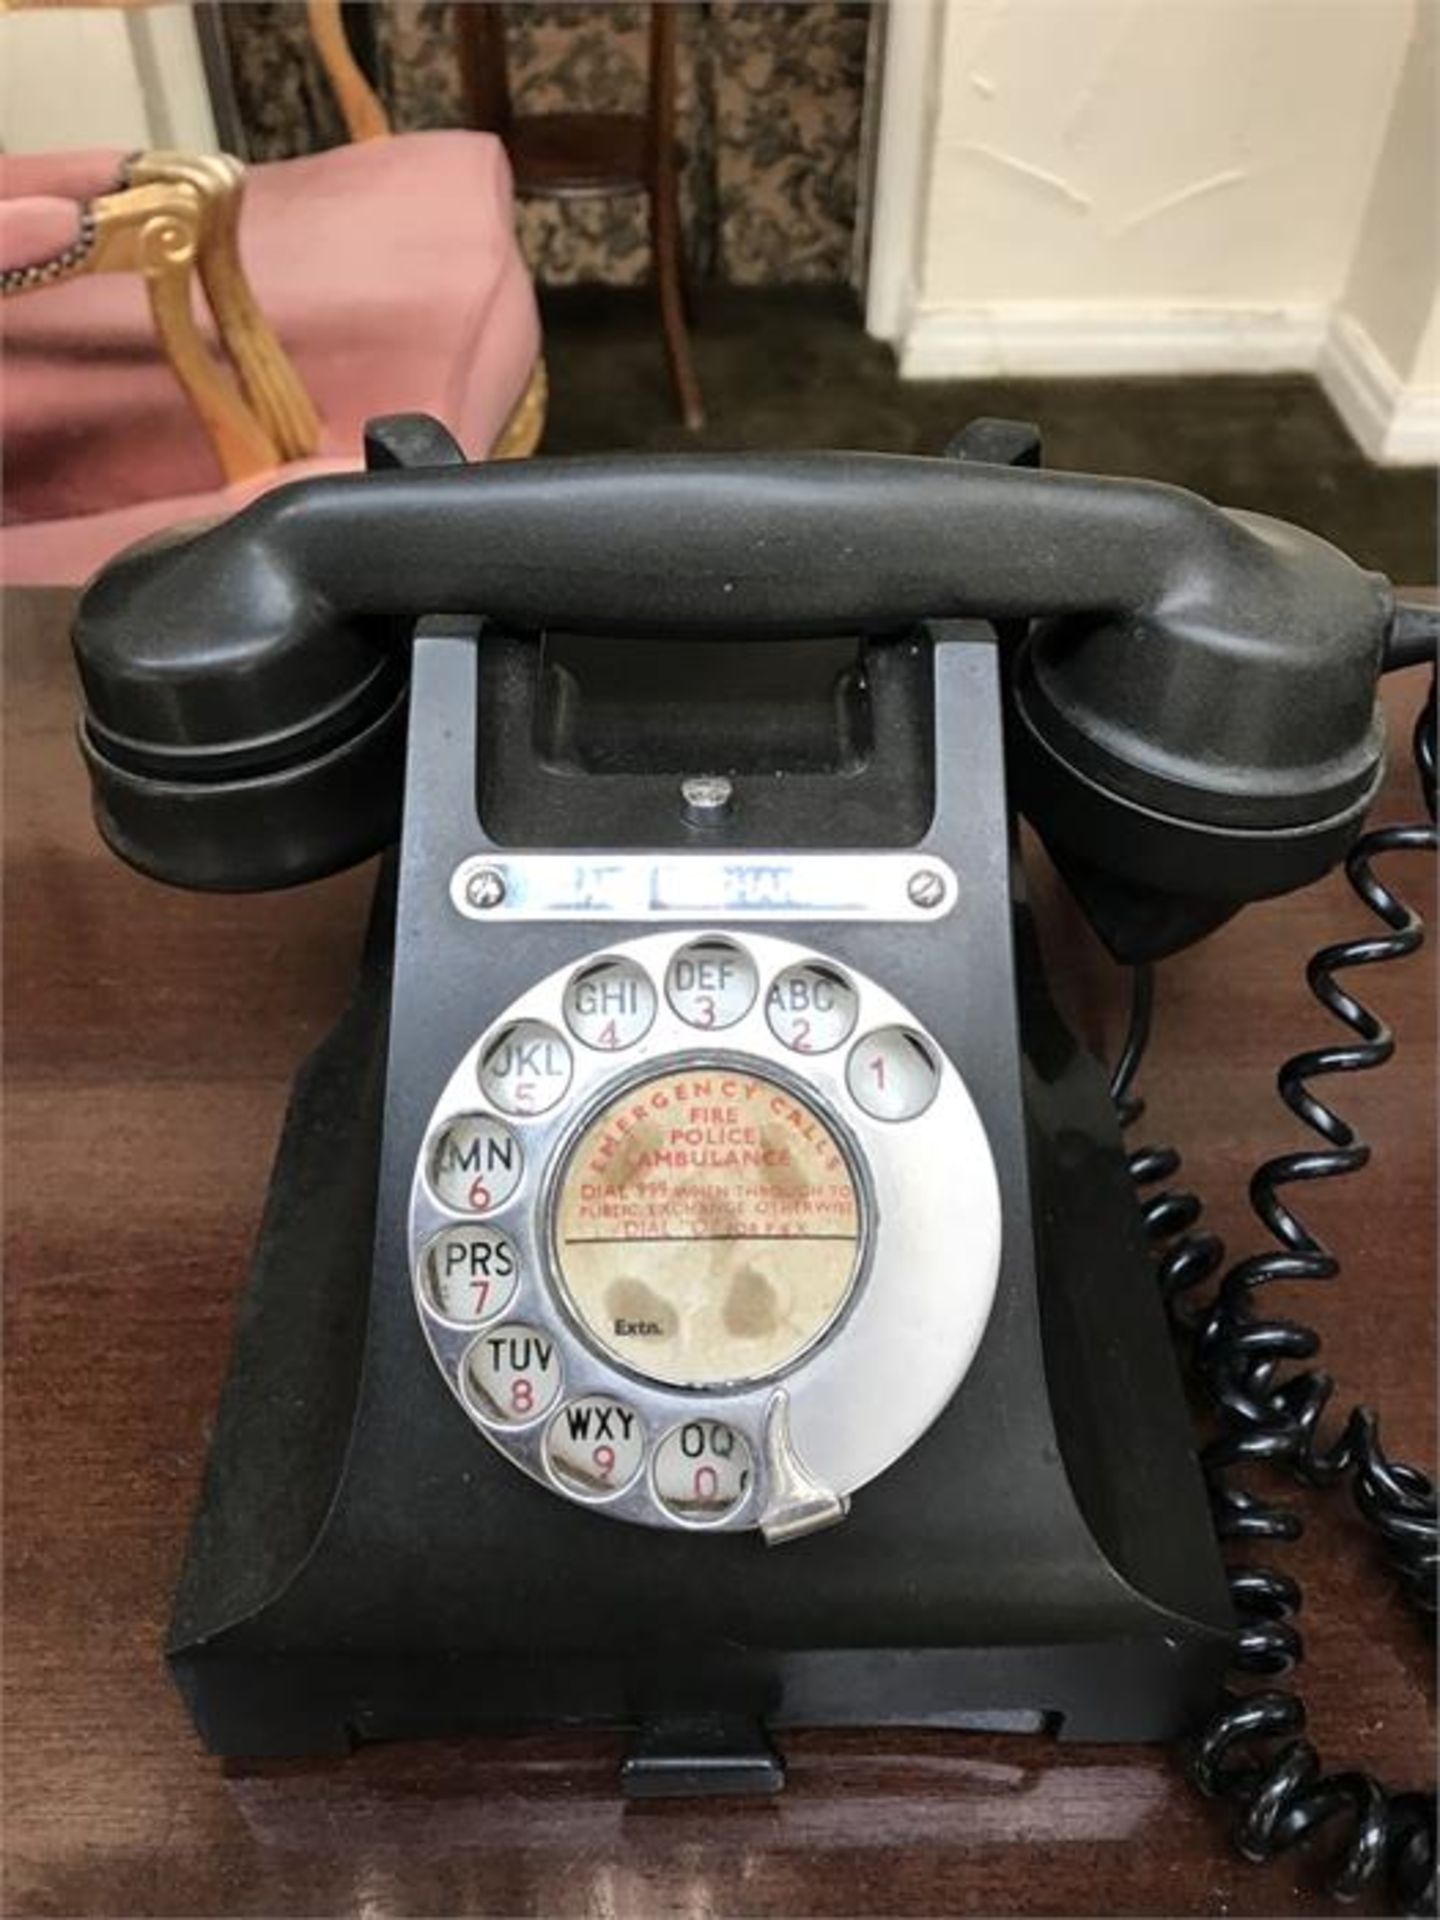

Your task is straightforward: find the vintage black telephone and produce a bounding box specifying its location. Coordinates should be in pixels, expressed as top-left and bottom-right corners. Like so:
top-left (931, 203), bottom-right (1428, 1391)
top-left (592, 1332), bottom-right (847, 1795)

top-left (72, 419), bottom-right (1436, 1911)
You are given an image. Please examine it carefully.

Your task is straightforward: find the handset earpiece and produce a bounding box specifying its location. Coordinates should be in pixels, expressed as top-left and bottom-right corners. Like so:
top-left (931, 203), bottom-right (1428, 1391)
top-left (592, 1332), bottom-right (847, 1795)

top-left (1007, 511), bottom-right (1392, 962)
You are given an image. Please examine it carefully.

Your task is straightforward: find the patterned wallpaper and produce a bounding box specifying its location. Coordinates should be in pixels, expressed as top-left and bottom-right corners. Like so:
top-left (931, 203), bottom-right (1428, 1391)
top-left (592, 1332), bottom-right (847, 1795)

top-left (218, 2), bottom-right (872, 286)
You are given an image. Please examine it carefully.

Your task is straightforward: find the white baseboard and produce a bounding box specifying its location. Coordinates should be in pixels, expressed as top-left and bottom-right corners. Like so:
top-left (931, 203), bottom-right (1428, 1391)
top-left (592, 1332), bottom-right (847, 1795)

top-left (1316, 311), bottom-right (1440, 466)
top-left (897, 300), bottom-right (1439, 467)
top-left (898, 302), bottom-right (1330, 379)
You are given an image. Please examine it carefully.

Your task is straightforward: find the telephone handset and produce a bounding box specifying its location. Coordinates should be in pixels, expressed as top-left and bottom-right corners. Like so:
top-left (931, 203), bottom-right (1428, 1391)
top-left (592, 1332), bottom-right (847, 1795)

top-left (72, 423), bottom-right (1434, 1905)
top-left (76, 440), bottom-right (1388, 911)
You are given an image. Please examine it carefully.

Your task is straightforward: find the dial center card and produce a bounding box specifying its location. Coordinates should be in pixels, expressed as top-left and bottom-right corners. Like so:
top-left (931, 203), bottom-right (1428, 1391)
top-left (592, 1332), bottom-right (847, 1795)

top-left (551, 1063), bottom-right (864, 1388)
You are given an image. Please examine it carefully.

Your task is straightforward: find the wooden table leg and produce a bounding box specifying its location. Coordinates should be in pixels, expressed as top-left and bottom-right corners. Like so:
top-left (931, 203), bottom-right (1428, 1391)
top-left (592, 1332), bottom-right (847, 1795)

top-left (650, 2), bottom-right (704, 432)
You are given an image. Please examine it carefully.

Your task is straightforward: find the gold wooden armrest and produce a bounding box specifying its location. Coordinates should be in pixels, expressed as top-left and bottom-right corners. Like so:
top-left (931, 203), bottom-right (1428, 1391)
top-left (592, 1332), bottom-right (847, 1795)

top-left (5, 176), bottom-right (281, 485)
top-left (129, 150), bottom-right (321, 460)
top-left (491, 359), bottom-right (548, 460)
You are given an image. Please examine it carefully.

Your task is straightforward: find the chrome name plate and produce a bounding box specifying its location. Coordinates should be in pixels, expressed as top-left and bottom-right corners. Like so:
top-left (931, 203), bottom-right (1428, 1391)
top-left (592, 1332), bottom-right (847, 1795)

top-left (449, 853), bottom-right (956, 923)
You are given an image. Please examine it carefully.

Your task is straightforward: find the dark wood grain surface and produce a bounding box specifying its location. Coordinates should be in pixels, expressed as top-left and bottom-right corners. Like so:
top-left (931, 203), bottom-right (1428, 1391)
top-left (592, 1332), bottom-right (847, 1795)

top-left (4, 587), bottom-right (1434, 1917)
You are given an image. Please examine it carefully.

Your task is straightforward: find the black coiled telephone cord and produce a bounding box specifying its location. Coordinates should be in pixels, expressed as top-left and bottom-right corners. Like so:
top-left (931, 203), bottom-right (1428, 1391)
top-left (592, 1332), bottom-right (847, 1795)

top-left (1109, 670), bottom-right (1438, 1915)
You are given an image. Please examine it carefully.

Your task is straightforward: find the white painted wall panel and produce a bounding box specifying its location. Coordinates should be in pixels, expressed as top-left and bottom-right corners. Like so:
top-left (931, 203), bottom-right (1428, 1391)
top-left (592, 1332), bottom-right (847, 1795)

top-left (868, 0), bottom-right (1439, 457)
top-left (0, 4), bottom-right (215, 156)
top-left (1338, 0), bottom-right (1437, 386)
top-left (918, 0), bottom-right (1411, 309)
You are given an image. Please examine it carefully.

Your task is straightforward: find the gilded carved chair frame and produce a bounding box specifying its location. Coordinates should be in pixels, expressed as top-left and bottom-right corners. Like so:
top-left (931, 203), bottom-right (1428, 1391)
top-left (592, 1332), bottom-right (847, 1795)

top-left (2, 0), bottom-right (547, 475)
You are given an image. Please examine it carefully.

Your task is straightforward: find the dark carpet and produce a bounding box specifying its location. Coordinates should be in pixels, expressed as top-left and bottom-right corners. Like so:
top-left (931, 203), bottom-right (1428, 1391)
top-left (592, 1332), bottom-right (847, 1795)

top-left (538, 286), bottom-right (1438, 585)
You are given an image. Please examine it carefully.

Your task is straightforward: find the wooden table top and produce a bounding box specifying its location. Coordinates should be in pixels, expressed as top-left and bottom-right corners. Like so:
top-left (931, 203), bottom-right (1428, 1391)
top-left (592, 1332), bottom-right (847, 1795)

top-left (4, 587), bottom-right (1433, 1917)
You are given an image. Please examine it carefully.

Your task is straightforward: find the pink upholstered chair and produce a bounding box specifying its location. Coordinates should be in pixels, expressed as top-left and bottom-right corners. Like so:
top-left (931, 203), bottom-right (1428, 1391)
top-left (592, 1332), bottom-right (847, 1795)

top-left (1, 0), bottom-right (544, 585)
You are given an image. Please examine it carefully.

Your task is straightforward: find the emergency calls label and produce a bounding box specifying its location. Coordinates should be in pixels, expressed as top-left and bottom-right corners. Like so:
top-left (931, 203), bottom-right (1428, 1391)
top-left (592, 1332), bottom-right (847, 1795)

top-left (552, 1066), bottom-right (863, 1387)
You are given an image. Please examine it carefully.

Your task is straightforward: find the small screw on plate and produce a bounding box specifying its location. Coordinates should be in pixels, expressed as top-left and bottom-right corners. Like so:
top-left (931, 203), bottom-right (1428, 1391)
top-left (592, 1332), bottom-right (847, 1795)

top-left (681, 775), bottom-right (735, 827)
top-left (464, 866), bottom-right (507, 910)
top-left (907, 868), bottom-right (946, 910)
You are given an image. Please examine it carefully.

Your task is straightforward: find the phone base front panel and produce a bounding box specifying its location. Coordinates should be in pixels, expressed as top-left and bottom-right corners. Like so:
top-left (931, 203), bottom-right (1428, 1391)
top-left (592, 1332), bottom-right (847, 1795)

top-left (167, 623), bottom-right (1231, 1768)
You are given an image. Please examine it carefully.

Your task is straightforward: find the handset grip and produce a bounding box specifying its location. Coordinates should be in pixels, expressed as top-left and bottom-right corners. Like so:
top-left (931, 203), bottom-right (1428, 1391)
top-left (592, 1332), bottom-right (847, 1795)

top-left (207, 452), bottom-right (1222, 635)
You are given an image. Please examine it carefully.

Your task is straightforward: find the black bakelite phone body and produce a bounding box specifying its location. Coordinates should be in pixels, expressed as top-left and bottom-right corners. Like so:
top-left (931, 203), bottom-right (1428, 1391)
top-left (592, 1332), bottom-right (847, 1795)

top-left (70, 418), bottom-right (1414, 1793)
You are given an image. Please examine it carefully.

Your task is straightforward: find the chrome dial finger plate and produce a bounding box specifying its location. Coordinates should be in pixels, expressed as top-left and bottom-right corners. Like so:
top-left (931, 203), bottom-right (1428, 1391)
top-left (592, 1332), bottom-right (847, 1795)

top-left (409, 929), bottom-right (1002, 1537)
